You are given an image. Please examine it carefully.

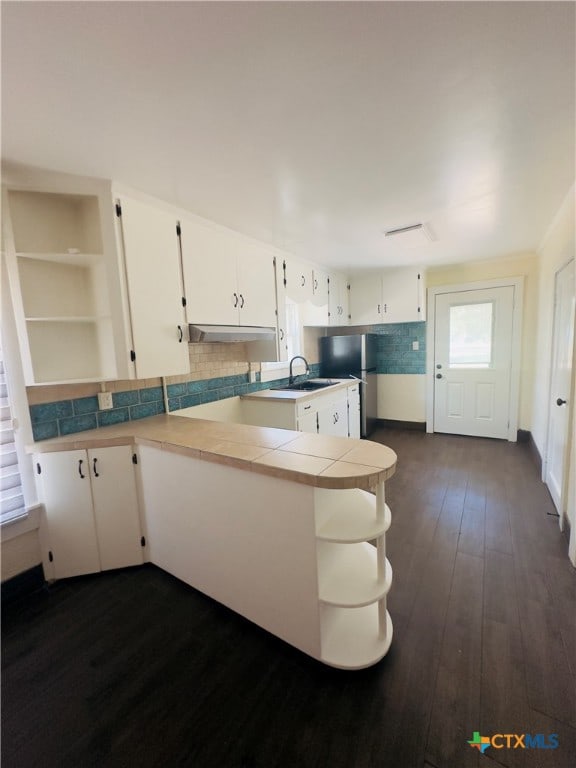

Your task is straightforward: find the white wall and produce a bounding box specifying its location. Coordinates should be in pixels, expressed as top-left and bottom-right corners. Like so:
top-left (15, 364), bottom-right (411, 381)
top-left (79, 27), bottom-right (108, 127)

top-left (1, 529), bottom-right (41, 582)
top-left (531, 184), bottom-right (575, 564)
top-left (377, 374), bottom-right (426, 422)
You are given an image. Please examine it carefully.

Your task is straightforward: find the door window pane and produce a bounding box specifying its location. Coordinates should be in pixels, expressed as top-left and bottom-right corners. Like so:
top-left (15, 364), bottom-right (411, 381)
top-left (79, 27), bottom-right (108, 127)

top-left (449, 302), bottom-right (493, 368)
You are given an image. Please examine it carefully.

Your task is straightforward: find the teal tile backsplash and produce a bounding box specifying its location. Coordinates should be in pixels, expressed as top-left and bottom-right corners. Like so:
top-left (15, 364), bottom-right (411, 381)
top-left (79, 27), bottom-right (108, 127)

top-left (28, 324), bottom-right (426, 443)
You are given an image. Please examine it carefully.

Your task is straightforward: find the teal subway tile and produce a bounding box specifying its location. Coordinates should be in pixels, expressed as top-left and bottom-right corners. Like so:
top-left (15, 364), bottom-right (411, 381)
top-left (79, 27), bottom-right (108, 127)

top-left (216, 386), bottom-right (235, 399)
top-left (155, 401), bottom-right (166, 415)
top-left (167, 382), bottom-right (187, 398)
top-left (140, 386), bottom-right (163, 402)
top-left (200, 391), bottom-right (220, 404)
top-left (129, 402), bottom-right (158, 421)
top-left (97, 408), bottom-right (130, 427)
top-left (59, 414), bottom-right (98, 436)
top-left (32, 421), bottom-right (59, 441)
top-left (73, 396), bottom-right (99, 415)
top-left (180, 393), bottom-right (203, 408)
top-left (186, 380), bottom-right (209, 395)
top-left (235, 384), bottom-right (249, 395)
top-left (30, 401), bottom-right (73, 424)
top-left (113, 390), bottom-right (140, 408)
top-left (168, 398), bottom-right (181, 412)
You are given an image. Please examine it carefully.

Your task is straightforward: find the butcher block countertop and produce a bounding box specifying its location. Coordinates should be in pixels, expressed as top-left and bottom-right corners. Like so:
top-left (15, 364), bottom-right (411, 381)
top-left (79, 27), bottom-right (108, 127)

top-left (28, 413), bottom-right (397, 491)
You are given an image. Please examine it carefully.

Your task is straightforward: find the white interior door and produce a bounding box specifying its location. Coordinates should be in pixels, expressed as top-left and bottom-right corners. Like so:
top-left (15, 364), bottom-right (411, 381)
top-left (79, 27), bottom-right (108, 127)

top-left (433, 285), bottom-right (515, 439)
top-left (545, 260), bottom-right (575, 513)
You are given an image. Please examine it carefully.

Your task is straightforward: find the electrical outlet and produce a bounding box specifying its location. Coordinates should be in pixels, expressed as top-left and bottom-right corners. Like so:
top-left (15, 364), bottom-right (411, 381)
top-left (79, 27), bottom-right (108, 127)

top-left (249, 371), bottom-right (257, 383)
top-left (412, 341), bottom-right (419, 351)
top-left (98, 391), bottom-right (113, 410)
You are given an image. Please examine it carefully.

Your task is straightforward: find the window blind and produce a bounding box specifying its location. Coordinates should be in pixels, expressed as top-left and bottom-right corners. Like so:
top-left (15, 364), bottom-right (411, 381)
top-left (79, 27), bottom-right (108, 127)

top-left (0, 346), bottom-right (26, 524)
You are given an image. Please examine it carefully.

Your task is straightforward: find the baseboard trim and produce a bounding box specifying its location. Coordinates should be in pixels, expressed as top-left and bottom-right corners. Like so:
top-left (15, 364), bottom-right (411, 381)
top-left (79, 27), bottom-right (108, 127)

top-left (527, 432), bottom-right (542, 473)
top-left (374, 419), bottom-right (426, 432)
top-left (1, 564), bottom-right (45, 604)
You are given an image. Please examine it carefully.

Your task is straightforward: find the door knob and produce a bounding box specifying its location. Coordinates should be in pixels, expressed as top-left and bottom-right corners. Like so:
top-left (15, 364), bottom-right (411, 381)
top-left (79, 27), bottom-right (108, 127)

top-left (436, 373), bottom-right (443, 379)
top-left (556, 398), bottom-right (567, 406)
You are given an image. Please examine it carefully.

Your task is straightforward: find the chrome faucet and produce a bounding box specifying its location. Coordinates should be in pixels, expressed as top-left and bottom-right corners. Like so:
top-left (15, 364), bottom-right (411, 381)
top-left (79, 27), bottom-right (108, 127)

top-left (289, 355), bottom-right (310, 384)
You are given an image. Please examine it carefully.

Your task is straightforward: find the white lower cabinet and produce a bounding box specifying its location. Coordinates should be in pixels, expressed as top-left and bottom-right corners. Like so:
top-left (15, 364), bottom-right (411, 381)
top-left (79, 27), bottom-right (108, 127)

top-left (36, 445), bottom-right (144, 580)
top-left (138, 444), bottom-right (393, 669)
top-left (317, 395), bottom-right (349, 437)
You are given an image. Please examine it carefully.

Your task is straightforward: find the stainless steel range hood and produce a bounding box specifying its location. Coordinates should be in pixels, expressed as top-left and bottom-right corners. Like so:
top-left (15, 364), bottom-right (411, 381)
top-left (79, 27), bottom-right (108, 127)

top-left (188, 324), bottom-right (277, 343)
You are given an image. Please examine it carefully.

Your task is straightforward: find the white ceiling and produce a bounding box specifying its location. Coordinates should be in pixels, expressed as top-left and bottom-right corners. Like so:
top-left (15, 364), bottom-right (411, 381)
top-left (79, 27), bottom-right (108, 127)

top-left (2, 1), bottom-right (574, 271)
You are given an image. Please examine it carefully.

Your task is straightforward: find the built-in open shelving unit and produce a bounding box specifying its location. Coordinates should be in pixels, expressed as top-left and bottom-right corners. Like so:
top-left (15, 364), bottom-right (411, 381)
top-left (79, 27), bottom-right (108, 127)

top-left (314, 485), bottom-right (393, 669)
top-left (5, 190), bottom-right (118, 384)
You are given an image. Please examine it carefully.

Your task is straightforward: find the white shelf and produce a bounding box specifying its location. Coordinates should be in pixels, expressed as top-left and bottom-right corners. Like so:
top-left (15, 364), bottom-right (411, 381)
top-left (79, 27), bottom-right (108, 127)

top-left (317, 541), bottom-right (393, 607)
top-left (25, 316), bottom-right (104, 323)
top-left (315, 487), bottom-right (391, 542)
top-left (320, 604), bottom-right (393, 670)
top-left (16, 252), bottom-right (103, 266)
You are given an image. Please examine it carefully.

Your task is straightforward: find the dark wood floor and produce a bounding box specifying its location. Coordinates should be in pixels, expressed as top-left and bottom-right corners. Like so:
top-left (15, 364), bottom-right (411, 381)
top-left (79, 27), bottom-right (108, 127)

top-left (2, 429), bottom-right (575, 768)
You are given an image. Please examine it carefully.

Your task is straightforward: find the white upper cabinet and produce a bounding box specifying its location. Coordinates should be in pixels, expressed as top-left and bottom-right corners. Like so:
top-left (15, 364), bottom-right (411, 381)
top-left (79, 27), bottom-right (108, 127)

top-left (349, 267), bottom-right (424, 325)
top-left (328, 272), bottom-right (350, 326)
top-left (349, 272), bottom-right (383, 325)
top-left (116, 195), bottom-right (189, 379)
top-left (3, 187), bottom-right (126, 384)
top-left (181, 219), bottom-right (276, 328)
top-left (381, 267), bottom-right (424, 323)
top-left (283, 256), bottom-right (314, 305)
top-left (235, 240), bottom-right (277, 327)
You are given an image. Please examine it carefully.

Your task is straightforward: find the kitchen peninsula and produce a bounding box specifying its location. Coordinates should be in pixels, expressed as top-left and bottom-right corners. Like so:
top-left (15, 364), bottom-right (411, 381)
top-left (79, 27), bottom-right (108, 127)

top-left (31, 413), bottom-right (397, 670)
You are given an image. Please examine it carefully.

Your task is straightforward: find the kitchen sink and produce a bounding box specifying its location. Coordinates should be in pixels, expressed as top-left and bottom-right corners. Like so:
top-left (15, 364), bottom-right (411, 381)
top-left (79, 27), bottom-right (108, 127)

top-left (270, 379), bottom-right (337, 392)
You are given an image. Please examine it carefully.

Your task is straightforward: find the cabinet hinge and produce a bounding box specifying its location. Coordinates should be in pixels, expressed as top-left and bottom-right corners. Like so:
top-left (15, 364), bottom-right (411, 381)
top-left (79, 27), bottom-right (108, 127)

top-left (418, 306), bottom-right (421, 313)
top-left (130, 350), bottom-right (136, 362)
top-left (36, 462), bottom-right (41, 475)
top-left (48, 551), bottom-right (53, 562)
top-left (176, 223), bottom-right (181, 236)
top-left (282, 260), bottom-right (287, 287)
top-left (418, 273), bottom-right (421, 280)
top-left (132, 453), bottom-right (138, 465)
top-left (115, 203), bottom-right (122, 217)
top-left (273, 256), bottom-right (276, 267)
top-left (316, 413), bottom-right (319, 432)
top-left (181, 296), bottom-right (187, 307)
top-left (140, 536), bottom-right (146, 547)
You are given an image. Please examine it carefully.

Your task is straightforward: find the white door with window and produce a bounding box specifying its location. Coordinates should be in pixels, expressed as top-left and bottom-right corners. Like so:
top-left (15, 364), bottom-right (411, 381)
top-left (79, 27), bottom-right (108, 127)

top-left (432, 284), bottom-right (518, 439)
top-left (545, 260), bottom-right (575, 514)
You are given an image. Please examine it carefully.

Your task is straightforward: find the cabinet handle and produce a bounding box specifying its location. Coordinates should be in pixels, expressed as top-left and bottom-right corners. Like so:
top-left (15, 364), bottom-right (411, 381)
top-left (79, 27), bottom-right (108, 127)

top-left (304, 405), bottom-right (311, 410)
top-left (177, 325), bottom-right (183, 343)
top-left (78, 459), bottom-right (85, 479)
top-left (314, 278), bottom-right (318, 290)
top-left (233, 293), bottom-right (239, 307)
top-left (239, 294), bottom-right (245, 308)
top-left (384, 303), bottom-right (387, 313)
top-left (301, 275), bottom-right (306, 287)
top-left (378, 304), bottom-right (381, 314)
top-left (92, 457), bottom-right (99, 477)
top-left (279, 328), bottom-right (285, 340)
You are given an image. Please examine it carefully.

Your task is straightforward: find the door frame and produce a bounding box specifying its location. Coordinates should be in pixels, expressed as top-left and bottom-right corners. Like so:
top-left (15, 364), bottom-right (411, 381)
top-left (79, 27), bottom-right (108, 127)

top-left (426, 276), bottom-right (524, 441)
top-left (543, 258), bottom-right (575, 530)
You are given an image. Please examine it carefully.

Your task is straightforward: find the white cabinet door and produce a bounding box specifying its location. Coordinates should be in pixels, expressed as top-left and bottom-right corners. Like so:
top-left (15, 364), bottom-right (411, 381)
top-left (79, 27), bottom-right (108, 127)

top-left (347, 384), bottom-right (361, 438)
top-left (297, 405), bottom-right (319, 434)
top-left (349, 273), bottom-right (383, 325)
top-left (117, 196), bottom-right (189, 378)
top-left (88, 446), bottom-right (144, 571)
top-left (284, 256), bottom-right (314, 304)
top-left (180, 219), bottom-right (239, 325)
top-left (380, 267), bottom-right (423, 323)
top-left (36, 450), bottom-right (101, 579)
top-left (237, 243), bottom-right (277, 327)
top-left (318, 397), bottom-right (349, 437)
top-left (328, 273), bottom-right (350, 326)
top-left (304, 268), bottom-right (329, 326)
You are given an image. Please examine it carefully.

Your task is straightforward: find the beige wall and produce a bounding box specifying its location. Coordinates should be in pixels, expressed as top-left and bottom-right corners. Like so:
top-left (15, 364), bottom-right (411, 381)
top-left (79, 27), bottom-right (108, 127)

top-left (531, 184), bottom-right (575, 563)
top-left (426, 252), bottom-right (539, 431)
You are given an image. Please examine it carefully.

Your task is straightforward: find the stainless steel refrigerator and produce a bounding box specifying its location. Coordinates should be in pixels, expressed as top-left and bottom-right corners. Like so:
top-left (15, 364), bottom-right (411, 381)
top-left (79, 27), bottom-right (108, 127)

top-left (319, 334), bottom-right (378, 437)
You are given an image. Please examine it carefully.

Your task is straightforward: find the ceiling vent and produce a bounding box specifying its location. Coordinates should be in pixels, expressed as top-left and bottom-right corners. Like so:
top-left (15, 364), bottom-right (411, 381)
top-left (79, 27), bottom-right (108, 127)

top-left (384, 223), bottom-right (432, 247)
